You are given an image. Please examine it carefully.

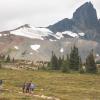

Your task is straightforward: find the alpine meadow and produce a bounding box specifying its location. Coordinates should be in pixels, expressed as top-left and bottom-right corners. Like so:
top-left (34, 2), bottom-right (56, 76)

top-left (0, 1), bottom-right (100, 100)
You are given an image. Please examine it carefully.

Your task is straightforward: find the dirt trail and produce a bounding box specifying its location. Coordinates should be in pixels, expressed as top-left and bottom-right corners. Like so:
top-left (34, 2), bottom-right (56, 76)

top-left (2, 88), bottom-right (60, 100)
top-left (19, 92), bottom-right (60, 100)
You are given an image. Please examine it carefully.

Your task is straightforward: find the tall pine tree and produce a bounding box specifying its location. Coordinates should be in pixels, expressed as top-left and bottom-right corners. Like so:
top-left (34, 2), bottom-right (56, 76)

top-left (79, 57), bottom-right (84, 73)
top-left (58, 57), bottom-right (63, 70)
top-left (69, 45), bottom-right (80, 71)
top-left (6, 55), bottom-right (10, 62)
top-left (61, 54), bottom-right (70, 73)
top-left (86, 50), bottom-right (97, 73)
top-left (49, 51), bottom-right (59, 70)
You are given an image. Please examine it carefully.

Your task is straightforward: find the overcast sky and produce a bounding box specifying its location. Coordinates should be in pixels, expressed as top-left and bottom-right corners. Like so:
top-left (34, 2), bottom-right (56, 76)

top-left (0, 0), bottom-right (100, 31)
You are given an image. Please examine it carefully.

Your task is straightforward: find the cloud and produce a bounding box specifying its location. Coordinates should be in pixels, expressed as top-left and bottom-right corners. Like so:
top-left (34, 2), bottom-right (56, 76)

top-left (0, 0), bottom-right (99, 31)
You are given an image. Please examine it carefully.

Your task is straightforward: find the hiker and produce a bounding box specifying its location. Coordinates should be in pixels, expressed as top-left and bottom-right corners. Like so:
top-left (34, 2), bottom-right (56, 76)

top-left (0, 80), bottom-right (3, 91)
top-left (22, 82), bottom-right (27, 93)
top-left (30, 83), bottom-right (35, 92)
top-left (22, 81), bottom-right (35, 93)
top-left (26, 82), bottom-right (31, 93)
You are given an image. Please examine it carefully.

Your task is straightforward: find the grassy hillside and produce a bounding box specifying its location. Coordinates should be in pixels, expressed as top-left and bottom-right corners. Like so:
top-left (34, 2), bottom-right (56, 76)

top-left (0, 68), bottom-right (100, 100)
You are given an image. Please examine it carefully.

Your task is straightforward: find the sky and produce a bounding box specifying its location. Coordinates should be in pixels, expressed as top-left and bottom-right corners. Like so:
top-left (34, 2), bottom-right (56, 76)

top-left (0, 0), bottom-right (100, 31)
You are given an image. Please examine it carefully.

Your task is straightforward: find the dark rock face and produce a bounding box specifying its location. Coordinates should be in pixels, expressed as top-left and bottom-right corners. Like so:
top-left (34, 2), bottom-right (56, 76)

top-left (48, 2), bottom-right (100, 41)
top-left (73, 2), bottom-right (98, 30)
top-left (0, 2), bottom-right (100, 61)
top-left (99, 19), bottom-right (100, 25)
top-left (48, 18), bottom-right (73, 33)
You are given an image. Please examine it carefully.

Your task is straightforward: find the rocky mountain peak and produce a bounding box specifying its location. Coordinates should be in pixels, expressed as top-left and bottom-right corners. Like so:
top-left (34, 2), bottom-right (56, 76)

top-left (13, 24), bottom-right (31, 30)
top-left (48, 18), bottom-right (73, 33)
top-left (73, 2), bottom-right (98, 30)
top-left (48, 2), bottom-right (99, 33)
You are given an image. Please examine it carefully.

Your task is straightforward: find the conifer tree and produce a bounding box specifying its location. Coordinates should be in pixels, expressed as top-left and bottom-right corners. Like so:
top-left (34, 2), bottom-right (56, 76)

top-left (58, 57), bottom-right (63, 69)
top-left (52, 54), bottom-right (58, 70)
top-left (61, 55), bottom-right (70, 73)
top-left (0, 62), bottom-right (2, 69)
top-left (0, 54), bottom-right (5, 61)
top-left (61, 61), bottom-right (69, 73)
top-left (12, 57), bottom-right (15, 63)
top-left (79, 57), bottom-right (84, 73)
top-left (6, 55), bottom-right (10, 62)
top-left (62, 55), bottom-right (64, 62)
top-left (67, 54), bottom-right (70, 66)
top-left (49, 51), bottom-right (59, 70)
top-left (86, 50), bottom-right (97, 73)
top-left (69, 45), bottom-right (80, 71)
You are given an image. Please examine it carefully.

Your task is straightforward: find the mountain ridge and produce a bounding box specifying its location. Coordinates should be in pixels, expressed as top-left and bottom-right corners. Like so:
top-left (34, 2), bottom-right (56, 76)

top-left (0, 2), bottom-right (100, 61)
top-left (48, 2), bottom-right (100, 41)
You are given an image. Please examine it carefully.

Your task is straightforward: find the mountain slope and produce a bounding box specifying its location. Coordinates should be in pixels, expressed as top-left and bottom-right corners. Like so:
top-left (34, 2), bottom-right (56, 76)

top-left (48, 2), bottom-right (100, 41)
top-left (73, 2), bottom-right (99, 31)
top-left (48, 18), bottom-right (73, 33)
top-left (0, 33), bottom-right (99, 61)
top-left (0, 2), bottom-right (100, 61)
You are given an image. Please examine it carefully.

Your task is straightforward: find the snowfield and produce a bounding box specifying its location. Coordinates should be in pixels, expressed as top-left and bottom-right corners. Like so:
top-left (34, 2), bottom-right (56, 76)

top-left (60, 48), bottom-right (64, 53)
top-left (10, 24), bottom-right (85, 41)
top-left (78, 33), bottom-right (85, 36)
top-left (30, 52), bottom-right (33, 55)
top-left (62, 31), bottom-right (78, 37)
top-left (96, 54), bottom-right (99, 57)
top-left (55, 32), bottom-right (64, 39)
top-left (49, 39), bottom-right (57, 42)
top-left (61, 31), bottom-right (85, 37)
top-left (30, 45), bottom-right (40, 51)
top-left (10, 25), bottom-right (53, 40)
top-left (14, 46), bottom-right (19, 50)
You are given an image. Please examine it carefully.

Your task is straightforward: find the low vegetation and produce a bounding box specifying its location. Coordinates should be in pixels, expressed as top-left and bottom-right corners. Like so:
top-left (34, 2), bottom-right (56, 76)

top-left (0, 68), bottom-right (100, 100)
top-left (0, 46), bottom-right (100, 100)
top-left (48, 46), bottom-right (97, 74)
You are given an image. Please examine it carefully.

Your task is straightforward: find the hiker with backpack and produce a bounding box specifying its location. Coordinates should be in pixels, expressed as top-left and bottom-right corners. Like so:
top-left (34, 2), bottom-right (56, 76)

top-left (30, 83), bottom-right (35, 92)
top-left (22, 81), bottom-right (35, 93)
top-left (22, 82), bottom-right (27, 93)
top-left (0, 80), bottom-right (3, 91)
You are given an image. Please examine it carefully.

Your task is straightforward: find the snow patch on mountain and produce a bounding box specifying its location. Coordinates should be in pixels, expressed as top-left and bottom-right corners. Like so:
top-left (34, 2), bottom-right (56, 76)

top-left (14, 46), bottom-right (19, 50)
top-left (10, 24), bottom-right (85, 41)
top-left (60, 48), bottom-right (64, 53)
top-left (62, 31), bottom-right (78, 37)
top-left (30, 45), bottom-right (40, 51)
top-left (49, 39), bottom-right (56, 42)
top-left (55, 32), bottom-right (64, 39)
top-left (29, 25), bottom-right (52, 34)
top-left (10, 25), bottom-right (67, 40)
top-left (58, 31), bottom-right (85, 38)
top-left (10, 27), bottom-right (44, 40)
top-left (4, 34), bottom-right (8, 36)
top-left (10, 25), bottom-right (54, 40)
top-left (78, 33), bottom-right (85, 36)
top-left (30, 52), bottom-right (33, 55)
top-left (96, 54), bottom-right (99, 57)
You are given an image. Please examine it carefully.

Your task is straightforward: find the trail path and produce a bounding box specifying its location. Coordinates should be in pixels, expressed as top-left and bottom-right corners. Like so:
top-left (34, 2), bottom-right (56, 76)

top-left (19, 92), bottom-right (60, 100)
top-left (3, 88), bottom-right (60, 100)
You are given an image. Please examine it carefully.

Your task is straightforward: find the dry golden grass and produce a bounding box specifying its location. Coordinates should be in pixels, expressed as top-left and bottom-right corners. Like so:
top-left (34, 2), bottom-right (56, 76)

top-left (0, 68), bottom-right (100, 100)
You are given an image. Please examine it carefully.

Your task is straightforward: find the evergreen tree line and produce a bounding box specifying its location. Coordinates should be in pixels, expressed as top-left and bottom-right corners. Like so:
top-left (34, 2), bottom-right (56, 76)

top-left (48, 46), bottom-right (97, 73)
top-left (0, 54), bottom-right (15, 69)
top-left (0, 54), bottom-right (15, 63)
